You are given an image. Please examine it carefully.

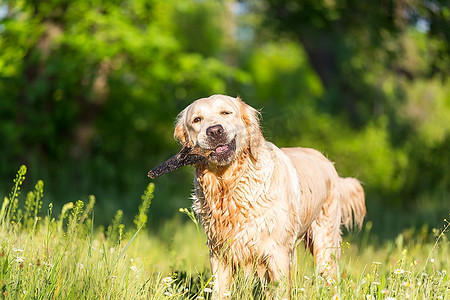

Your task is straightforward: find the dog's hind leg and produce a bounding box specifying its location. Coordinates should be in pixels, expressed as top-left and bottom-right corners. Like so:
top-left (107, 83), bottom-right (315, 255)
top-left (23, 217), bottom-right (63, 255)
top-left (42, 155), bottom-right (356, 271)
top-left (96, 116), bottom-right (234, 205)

top-left (308, 183), bottom-right (342, 278)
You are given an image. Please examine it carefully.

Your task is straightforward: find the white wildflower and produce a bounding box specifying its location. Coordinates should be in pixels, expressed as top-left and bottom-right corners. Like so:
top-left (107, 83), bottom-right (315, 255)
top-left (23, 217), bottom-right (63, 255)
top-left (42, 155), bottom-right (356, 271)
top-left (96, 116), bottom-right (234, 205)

top-left (322, 262), bottom-right (332, 271)
top-left (162, 277), bottom-right (173, 284)
top-left (394, 268), bottom-right (405, 275)
top-left (327, 277), bottom-right (336, 285)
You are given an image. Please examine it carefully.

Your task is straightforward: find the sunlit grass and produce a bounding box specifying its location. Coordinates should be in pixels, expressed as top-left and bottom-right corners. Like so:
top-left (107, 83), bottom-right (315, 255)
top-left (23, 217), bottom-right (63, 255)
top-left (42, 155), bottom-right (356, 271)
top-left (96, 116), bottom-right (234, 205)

top-left (0, 166), bottom-right (448, 299)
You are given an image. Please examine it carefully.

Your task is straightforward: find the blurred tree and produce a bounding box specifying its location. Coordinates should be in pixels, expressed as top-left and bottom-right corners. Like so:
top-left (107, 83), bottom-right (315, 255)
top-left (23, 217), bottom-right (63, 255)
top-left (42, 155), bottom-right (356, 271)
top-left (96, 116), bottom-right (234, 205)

top-left (244, 0), bottom-right (449, 125)
top-left (0, 0), bottom-right (243, 222)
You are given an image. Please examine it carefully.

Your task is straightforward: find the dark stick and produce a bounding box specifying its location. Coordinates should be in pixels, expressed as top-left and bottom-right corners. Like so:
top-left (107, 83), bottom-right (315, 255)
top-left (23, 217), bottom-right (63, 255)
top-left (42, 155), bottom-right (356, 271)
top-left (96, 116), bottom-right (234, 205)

top-left (147, 146), bottom-right (211, 179)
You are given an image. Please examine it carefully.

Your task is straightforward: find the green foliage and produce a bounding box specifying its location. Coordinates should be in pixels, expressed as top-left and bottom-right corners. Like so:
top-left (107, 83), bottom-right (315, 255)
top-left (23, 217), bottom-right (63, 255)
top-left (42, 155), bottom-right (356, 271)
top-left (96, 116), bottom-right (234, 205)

top-left (0, 0), bottom-right (449, 237)
top-left (107, 209), bottom-right (124, 245)
top-left (133, 182), bottom-right (154, 230)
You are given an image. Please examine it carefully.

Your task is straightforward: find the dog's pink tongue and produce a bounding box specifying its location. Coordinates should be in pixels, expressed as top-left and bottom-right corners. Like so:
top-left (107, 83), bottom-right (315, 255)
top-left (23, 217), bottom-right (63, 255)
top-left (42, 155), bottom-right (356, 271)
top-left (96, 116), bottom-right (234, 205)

top-left (215, 145), bottom-right (229, 154)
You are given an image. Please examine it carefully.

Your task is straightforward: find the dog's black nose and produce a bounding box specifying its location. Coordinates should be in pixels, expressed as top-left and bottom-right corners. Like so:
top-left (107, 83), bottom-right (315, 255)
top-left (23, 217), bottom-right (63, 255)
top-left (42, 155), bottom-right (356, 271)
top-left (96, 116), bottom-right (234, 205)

top-left (206, 124), bottom-right (224, 138)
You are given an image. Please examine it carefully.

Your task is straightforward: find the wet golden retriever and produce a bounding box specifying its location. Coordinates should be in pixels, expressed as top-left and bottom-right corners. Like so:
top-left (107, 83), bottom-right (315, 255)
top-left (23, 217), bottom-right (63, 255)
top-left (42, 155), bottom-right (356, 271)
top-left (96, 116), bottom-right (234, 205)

top-left (174, 95), bottom-right (365, 299)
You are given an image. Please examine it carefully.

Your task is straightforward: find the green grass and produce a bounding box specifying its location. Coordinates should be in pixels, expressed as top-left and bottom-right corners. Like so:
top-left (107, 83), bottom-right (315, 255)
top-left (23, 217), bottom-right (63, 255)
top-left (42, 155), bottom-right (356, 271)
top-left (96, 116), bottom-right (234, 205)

top-left (0, 166), bottom-right (448, 299)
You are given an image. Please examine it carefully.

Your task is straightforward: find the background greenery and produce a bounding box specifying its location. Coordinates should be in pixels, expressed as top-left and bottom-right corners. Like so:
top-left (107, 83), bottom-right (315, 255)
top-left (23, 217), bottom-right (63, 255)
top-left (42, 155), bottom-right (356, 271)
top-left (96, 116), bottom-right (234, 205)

top-left (0, 0), bottom-right (449, 238)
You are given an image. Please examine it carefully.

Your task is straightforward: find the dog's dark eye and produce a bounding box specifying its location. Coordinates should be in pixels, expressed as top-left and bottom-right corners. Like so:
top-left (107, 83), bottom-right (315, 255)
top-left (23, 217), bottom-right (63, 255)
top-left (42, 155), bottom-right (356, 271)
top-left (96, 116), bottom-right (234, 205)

top-left (221, 111), bottom-right (232, 116)
top-left (193, 117), bottom-right (202, 123)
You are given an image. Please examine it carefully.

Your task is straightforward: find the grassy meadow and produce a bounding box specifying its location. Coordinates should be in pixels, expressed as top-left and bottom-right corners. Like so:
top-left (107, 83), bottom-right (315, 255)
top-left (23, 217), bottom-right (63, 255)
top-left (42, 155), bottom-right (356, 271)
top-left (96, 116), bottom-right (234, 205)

top-left (1, 166), bottom-right (448, 299)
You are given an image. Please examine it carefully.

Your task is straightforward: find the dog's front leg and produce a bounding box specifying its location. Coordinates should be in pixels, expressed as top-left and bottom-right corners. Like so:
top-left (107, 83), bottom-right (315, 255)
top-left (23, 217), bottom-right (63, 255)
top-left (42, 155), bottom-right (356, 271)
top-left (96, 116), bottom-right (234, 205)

top-left (210, 255), bottom-right (232, 300)
top-left (266, 250), bottom-right (291, 300)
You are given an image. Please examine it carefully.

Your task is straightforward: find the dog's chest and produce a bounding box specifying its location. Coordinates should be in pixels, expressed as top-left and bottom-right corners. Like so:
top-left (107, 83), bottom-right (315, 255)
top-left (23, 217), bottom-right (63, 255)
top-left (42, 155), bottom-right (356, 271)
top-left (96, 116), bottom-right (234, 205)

top-left (193, 167), bottom-right (276, 263)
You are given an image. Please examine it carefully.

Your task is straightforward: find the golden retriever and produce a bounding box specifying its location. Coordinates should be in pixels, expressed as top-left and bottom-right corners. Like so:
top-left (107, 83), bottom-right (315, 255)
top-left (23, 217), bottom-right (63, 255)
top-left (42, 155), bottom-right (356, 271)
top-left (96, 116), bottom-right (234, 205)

top-left (174, 95), bottom-right (366, 299)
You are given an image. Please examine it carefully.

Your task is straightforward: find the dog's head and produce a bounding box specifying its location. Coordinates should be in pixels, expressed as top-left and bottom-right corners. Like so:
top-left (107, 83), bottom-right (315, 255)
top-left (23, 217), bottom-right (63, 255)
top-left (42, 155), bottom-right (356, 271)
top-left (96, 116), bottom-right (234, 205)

top-left (174, 95), bottom-right (263, 166)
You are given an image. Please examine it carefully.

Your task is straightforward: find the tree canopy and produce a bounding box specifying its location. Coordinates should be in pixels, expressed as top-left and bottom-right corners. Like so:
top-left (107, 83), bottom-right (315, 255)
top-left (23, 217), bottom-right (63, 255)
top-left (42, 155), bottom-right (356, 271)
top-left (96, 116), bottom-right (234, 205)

top-left (0, 0), bottom-right (448, 235)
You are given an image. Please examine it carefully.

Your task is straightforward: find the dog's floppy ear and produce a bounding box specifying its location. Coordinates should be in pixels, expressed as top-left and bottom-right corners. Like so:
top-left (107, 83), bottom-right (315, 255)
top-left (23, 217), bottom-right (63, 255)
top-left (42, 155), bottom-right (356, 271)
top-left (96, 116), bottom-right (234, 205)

top-left (174, 108), bottom-right (189, 145)
top-left (237, 96), bottom-right (263, 160)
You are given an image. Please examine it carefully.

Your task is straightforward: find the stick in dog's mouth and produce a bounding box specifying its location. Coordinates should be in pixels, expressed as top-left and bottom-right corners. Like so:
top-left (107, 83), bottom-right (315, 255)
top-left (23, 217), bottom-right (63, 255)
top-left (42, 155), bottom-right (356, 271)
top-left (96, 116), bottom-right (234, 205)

top-left (147, 146), bottom-right (212, 179)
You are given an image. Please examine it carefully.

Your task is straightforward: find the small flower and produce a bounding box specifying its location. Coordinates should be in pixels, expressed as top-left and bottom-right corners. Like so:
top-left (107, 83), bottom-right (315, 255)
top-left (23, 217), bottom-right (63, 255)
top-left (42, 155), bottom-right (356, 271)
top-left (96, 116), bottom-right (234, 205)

top-left (203, 287), bottom-right (213, 293)
top-left (162, 277), bottom-right (173, 284)
top-left (430, 258), bottom-right (435, 263)
top-left (332, 294), bottom-right (339, 300)
top-left (381, 289), bottom-right (389, 295)
top-left (372, 281), bottom-right (380, 285)
top-left (402, 281), bottom-right (411, 288)
top-left (13, 248), bottom-right (24, 253)
top-left (385, 297), bottom-right (396, 300)
top-left (299, 288), bottom-right (305, 293)
top-left (15, 256), bottom-right (25, 263)
top-left (130, 265), bottom-right (138, 272)
top-left (77, 263), bottom-right (84, 269)
top-left (303, 275), bottom-right (311, 281)
top-left (372, 261), bottom-right (382, 265)
top-left (164, 292), bottom-right (173, 297)
top-left (327, 277), bottom-right (336, 285)
top-left (322, 262), bottom-right (332, 271)
top-left (197, 297), bottom-right (204, 300)
top-left (366, 295), bottom-right (375, 300)
top-left (223, 291), bottom-right (231, 297)
top-left (394, 269), bottom-right (405, 275)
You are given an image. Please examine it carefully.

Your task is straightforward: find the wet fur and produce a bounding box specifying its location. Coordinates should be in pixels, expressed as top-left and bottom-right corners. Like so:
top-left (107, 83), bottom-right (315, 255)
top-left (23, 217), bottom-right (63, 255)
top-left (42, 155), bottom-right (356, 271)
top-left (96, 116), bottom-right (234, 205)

top-left (174, 95), bottom-right (366, 299)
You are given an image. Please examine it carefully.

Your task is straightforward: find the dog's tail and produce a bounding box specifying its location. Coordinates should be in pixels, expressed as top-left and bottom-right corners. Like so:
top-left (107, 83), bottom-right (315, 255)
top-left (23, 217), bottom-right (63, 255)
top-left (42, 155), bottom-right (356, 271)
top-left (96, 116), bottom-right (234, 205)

top-left (340, 177), bottom-right (366, 231)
